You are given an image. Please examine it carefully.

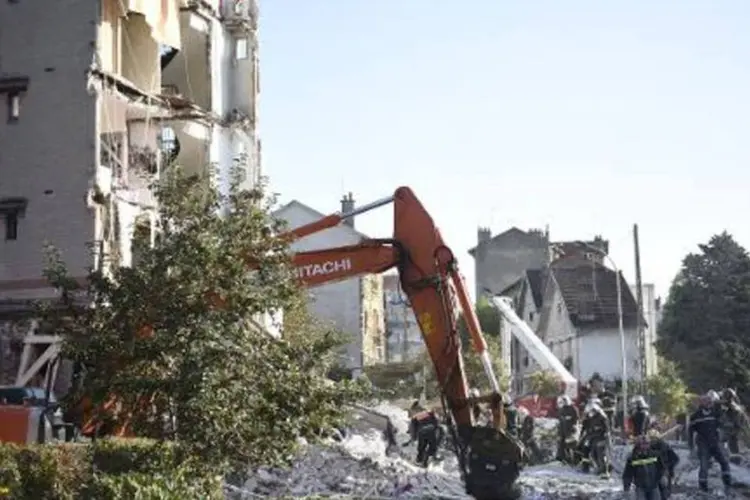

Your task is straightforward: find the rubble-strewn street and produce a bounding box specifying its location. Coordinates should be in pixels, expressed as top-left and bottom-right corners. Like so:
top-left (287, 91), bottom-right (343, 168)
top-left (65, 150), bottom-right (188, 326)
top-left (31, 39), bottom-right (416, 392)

top-left (227, 402), bottom-right (750, 499)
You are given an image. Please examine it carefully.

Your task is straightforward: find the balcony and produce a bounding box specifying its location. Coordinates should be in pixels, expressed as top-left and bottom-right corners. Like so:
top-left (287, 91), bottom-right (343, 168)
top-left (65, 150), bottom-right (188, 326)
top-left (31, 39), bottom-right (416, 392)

top-left (221, 0), bottom-right (258, 32)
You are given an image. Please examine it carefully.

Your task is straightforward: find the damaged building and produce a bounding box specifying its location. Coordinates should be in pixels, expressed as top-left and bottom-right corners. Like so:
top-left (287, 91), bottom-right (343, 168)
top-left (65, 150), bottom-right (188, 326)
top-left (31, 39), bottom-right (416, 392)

top-left (0, 0), bottom-right (261, 393)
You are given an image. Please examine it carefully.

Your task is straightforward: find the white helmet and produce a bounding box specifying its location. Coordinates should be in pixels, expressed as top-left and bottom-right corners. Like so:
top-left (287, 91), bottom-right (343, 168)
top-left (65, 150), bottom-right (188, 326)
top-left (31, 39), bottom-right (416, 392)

top-left (557, 395), bottom-right (572, 407)
top-left (469, 388), bottom-right (480, 399)
top-left (631, 395), bottom-right (648, 409)
top-left (707, 390), bottom-right (720, 403)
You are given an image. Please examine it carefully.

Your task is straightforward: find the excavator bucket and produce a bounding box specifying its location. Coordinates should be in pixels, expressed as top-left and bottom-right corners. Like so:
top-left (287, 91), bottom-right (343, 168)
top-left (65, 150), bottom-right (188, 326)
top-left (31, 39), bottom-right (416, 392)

top-left (462, 426), bottom-right (524, 500)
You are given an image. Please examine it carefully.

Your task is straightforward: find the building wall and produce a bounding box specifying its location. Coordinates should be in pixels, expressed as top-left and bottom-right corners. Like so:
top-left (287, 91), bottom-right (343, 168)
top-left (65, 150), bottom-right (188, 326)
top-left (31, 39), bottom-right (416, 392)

top-left (0, 0), bottom-right (99, 295)
top-left (509, 282), bottom-right (542, 392)
top-left (473, 230), bottom-right (548, 300)
top-left (274, 204), bottom-right (365, 371)
top-left (576, 327), bottom-right (641, 382)
top-left (361, 275), bottom-right (385, 365)
top-left (384, 275), bottom-right (424, 362)
top-left (631, 283), bottom-right (660, 376)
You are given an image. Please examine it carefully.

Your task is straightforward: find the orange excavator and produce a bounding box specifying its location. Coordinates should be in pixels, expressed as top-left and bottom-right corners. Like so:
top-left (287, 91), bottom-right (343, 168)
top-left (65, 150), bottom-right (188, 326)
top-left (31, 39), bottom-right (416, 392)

top-left (2, 186), bottom-right (525, 499)
top-left (264, 186), bottom-right (524, 499)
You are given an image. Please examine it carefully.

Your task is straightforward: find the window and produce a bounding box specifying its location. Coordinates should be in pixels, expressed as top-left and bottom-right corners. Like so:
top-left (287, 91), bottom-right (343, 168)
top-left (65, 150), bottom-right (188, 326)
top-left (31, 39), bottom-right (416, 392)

top-left (8, 93), bottom-right (20, 121)
top-left (5, 212), bottom-right (18, 240)
top-left (235, 38), bottom-right (248, 60)
top-left (0, 197), bottom-right (27, 241)
top-left (0, 76), bottom-right (29, 123)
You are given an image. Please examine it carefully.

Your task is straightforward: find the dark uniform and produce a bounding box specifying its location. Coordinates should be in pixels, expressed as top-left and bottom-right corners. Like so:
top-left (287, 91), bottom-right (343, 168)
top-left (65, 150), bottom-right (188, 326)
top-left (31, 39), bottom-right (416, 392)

top-left (520, 412), bottom-right (543, 464)
top-left (689, 398), bottom-right (732, 493)
top-left (623, 436), bottom-right (669, 500)
top-left (579, 405), bottom-right (611, 475)
top-left (599, 389), bottom-right (616, 430)
top-left (504, 402), bottom-right (519, 437)
top-left (556, 398), bottom-right (580, 463)
top-left (720, 388), bottom-right (744, 456)
top-left (405, 410), bottom-right (442, 467)
top-left (630, 396), bottom-right (651, 436)
top-left (649, 434), bottom-right (680, 499)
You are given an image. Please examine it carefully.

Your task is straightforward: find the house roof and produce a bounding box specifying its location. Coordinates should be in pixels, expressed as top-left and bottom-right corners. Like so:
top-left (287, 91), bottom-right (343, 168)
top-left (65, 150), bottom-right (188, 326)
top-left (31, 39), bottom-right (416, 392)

top-left (525, 269), bottom-right (545, 308)
top-left (550, 258), bottom-right (645, 330)
top-left (468, 227), bottom-right (546, 256)
top-left (272, 199), bottom-right (370, 240)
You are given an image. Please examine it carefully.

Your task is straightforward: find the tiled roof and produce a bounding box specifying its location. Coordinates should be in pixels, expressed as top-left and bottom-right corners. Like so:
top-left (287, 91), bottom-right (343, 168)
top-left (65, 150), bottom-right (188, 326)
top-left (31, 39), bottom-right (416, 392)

top-left (550, 259), bottom-right (643, 330)
top-left (525, 269), bottom-right (545, 309)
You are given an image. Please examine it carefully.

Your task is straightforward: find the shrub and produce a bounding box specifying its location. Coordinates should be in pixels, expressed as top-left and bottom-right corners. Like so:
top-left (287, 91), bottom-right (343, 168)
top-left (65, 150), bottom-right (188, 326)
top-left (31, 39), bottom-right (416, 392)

top-left (0, 438), bottom-right (222, 499)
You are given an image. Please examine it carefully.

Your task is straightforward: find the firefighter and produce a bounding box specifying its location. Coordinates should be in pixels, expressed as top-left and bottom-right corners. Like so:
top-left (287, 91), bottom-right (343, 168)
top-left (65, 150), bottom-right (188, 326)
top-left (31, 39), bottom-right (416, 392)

top-left (648, 428), bottom-right (680, 499)
top-left (629, 395), bottom-right (651, 437)
top-left (518, 406), bottom-right (543, 464)
top-left (689, 392), bottom-right (732, 494)
top-left (402, 401), bottom-right (442, 467)
top-left (579, 397), bottom-right (611, 476)
top-left (383, 419), bottom-right (399, 456)
top-left (622, 434), bottom-right (667, 500)
top-left (504, 399), bottom-right (519, 437)
top-left (556, 395), bottom-right (580, 464)
top-left (469, 387), bottom-right (483, 423)
top-left (599, 387), bottom-right (617, 430)
top-left (720, 387), bottom-right (744, 456)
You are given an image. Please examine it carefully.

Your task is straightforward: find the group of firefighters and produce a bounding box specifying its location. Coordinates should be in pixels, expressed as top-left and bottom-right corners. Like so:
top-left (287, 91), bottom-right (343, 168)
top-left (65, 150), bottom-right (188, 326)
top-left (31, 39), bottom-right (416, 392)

top-left (390, 384), bottom-right (746, 498)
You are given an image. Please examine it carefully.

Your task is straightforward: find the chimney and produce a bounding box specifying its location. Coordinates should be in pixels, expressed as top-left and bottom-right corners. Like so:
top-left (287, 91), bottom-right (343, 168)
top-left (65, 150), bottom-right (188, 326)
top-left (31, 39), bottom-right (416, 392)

top-left (477, 227), bottom-right (492, 245)
top-left (341, 192), bottom-right (355, 228)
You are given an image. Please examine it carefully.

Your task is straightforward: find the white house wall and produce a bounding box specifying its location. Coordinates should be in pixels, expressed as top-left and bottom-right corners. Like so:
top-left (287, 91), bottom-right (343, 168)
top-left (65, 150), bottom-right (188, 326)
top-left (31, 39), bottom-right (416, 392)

top-left (576, 327), bottom-right (641, 382)
top-left (275, 205), bottom-right (364, 370)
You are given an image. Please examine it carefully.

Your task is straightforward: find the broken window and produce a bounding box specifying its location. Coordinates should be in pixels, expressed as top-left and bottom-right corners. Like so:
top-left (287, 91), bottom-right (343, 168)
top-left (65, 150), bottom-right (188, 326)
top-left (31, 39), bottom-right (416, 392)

top-left (158, 127), bottom-right (180, 167)
top-left (0, 197), bottom-right (27, 241)
top-left (100, 132), bottom-right (125, 177)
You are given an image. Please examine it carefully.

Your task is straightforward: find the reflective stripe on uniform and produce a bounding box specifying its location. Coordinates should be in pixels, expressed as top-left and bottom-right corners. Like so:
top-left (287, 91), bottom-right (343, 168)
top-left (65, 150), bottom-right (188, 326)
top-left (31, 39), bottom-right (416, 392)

top-left (631, 456), bottom-right (658, 466)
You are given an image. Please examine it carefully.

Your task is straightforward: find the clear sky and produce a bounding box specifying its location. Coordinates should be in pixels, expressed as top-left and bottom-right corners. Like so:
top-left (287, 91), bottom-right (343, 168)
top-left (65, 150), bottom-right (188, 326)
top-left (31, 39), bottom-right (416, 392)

top-left (258, 0), bottom-right (750, 301)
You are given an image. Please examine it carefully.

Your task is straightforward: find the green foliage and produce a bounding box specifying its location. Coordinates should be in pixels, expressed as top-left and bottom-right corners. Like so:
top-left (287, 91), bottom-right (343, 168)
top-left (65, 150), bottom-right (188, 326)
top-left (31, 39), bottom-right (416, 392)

top-left (41, 164), bottom-right (365, 471)
top-left (0, 439), bottom-right (221, 499)
top-left (657, 232), bottom-right (750, 399)
top-left (417, 337), bottom-right (509, 399)
top-left (644, 358), bottom-right (690, 418)
top-left (458, 296), bottom-right (501, 342)
top-left (527, 370), bottom-right (561, 398)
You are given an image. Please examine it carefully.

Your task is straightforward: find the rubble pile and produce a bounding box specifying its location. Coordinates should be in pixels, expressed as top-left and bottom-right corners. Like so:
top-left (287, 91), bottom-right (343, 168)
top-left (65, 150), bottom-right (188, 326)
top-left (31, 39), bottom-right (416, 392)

top-left (227, 402), bottom-right (750, 499)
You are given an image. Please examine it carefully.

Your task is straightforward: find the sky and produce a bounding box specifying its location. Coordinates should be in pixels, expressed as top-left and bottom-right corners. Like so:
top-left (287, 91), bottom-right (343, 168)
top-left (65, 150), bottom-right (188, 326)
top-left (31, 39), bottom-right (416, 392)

top-left (258, 0), bottom-right (750, 302)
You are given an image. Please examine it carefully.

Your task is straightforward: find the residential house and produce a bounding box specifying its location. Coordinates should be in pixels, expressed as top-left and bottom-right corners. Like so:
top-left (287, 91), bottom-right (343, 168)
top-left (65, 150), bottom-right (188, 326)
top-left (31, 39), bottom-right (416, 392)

top-left (272, 194), bottom-right (386, 373)
top-left (383, 274), bottom-right (424, 362)
top-left (498, 269), bottom-right (546, 394)
top-left (469, 227), bottom-right (550, 300)
top-left (488, 233), bottom-right (647, 393)
top-left (537, 255), bottom-right (644, 384)
top-left (0, 0), bottom-right (260, 390)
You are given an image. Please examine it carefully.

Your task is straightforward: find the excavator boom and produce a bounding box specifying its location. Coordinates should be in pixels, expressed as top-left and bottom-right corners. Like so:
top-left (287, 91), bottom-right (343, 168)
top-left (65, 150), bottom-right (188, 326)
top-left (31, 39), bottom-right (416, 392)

top-left (280, 187), bottom-right (524, 499)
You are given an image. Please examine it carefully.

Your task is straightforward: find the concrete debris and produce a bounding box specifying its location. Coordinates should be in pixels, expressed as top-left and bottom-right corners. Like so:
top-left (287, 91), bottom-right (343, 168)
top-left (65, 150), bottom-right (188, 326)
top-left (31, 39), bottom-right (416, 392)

top-left (226, 402), bottom-right (750, 499)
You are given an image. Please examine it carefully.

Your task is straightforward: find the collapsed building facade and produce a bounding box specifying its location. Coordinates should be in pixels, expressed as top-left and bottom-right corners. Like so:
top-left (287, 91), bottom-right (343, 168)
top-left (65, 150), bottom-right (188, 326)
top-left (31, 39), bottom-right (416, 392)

top-left (0, 0), bottom-right (261, 394)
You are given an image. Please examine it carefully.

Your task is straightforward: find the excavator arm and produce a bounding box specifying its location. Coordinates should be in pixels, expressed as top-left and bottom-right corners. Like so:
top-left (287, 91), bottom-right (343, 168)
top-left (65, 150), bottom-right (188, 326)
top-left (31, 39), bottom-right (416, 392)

top-left (280, 187), bottom-right (524, 499)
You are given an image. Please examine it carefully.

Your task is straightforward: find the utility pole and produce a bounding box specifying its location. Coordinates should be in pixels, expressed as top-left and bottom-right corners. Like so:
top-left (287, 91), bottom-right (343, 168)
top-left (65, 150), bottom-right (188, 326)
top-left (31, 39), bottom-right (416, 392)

top-left (633, 224), bottom-right (646, 382)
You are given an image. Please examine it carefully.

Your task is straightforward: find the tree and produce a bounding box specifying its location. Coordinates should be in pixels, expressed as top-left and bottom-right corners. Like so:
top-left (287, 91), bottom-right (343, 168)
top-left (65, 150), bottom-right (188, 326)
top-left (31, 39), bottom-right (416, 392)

top-left (458, 296), bottom-right (501, 343)
top-left (527, 370), bottom-right (561, 398)
top-left (644, 358), bottom-right (689, 419)
top-left (418, 336), bottom-right (509, 400)
top-left (657, 232), bottom-right (750, 399)
top-left (42, 165), bottom-right (367, 472)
